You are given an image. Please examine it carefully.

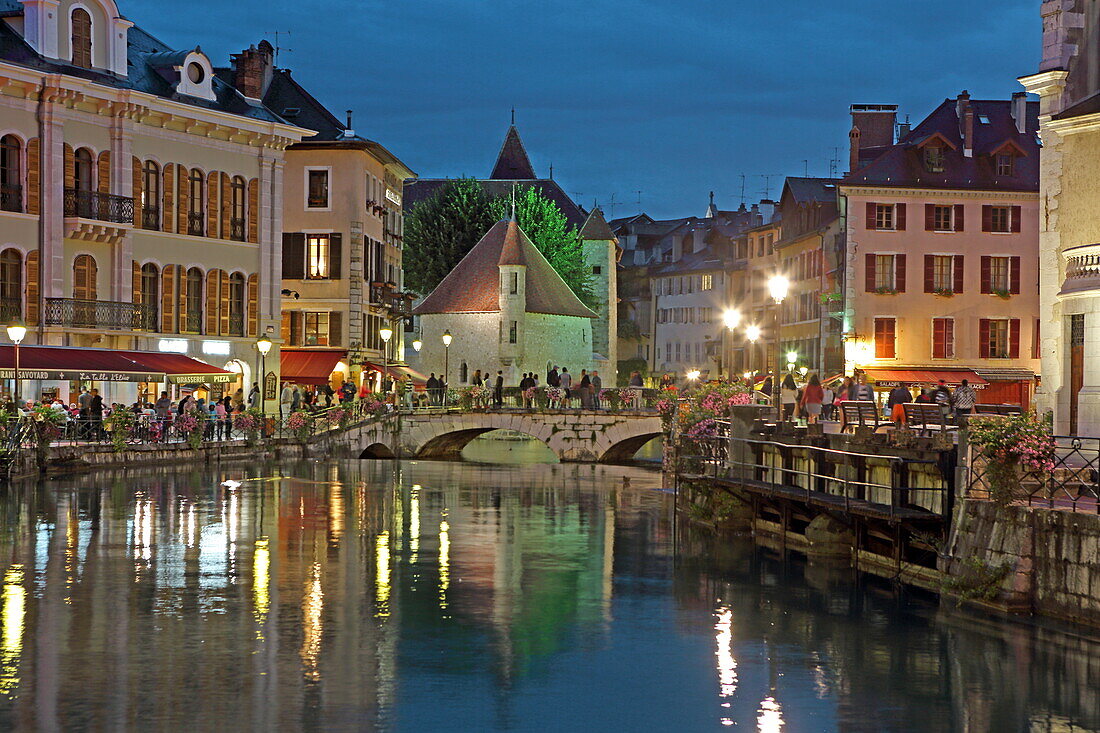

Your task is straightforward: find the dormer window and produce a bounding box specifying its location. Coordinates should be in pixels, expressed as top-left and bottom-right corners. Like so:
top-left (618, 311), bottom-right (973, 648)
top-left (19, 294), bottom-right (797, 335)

top-left (71, 8), bottom-right (92, 69)
top-left (996, 153), bottom-right (1015, 176)
top-left (924, 145), bottom-right (945, 173)
top-left (173, 51), bottom-right (216, 102)
top-left (186, 62), bottom-right (205, 85)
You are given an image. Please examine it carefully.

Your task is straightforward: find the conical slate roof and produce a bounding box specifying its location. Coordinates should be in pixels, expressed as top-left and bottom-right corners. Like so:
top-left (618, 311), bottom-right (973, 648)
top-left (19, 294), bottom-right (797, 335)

top-left (413, 219), bottom-right (596, 319)
top-left (489, 126), bottom-right (537, 180)
top-left (579, 207), bottom-right (617, 241)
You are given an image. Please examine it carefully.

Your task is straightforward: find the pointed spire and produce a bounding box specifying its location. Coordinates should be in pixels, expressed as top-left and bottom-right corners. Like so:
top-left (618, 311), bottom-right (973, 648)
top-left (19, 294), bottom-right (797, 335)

top-left (705, 190), bottom-right (719, 219)
top-left (490, 125), bottom-right (537, 180)
top-left (580, 207), bottom-right (617, 241)
top-left (510, 182), bottom-right (517, 221)
top-left (511, 107), bottom-right (515, 126)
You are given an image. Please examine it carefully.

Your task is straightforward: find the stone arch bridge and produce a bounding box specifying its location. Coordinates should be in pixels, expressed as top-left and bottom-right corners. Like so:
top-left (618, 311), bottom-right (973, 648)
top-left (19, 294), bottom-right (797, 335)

top-left (329, 410), bottom-right (664, 463)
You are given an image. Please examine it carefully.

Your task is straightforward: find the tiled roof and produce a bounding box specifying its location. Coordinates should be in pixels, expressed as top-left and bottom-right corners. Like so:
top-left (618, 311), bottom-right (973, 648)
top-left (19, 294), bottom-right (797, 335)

top-left (413, 219), bottom-right (596, 319)
top-left (579, 207), bottom-right (617, 241)
top-left (783, 177), bottom-right (840, 204)
top-left (489, 126), bottom-right (537, 180)
top-left (842, 98), bottom-right (1040, 192)
top-left (259, 69), bottom-right (345, 141)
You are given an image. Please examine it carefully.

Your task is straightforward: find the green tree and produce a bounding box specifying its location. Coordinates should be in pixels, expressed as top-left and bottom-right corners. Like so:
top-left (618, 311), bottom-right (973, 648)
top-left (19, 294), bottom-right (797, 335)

top-left (404, 180), bottom-right (594, 306)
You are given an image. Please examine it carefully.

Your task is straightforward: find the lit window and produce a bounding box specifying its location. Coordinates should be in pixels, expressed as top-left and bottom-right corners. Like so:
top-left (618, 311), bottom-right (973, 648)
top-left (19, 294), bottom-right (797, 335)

top-left (989, 256), bottom-right (1011, 292)
top-left (932, 255), bottom-right (954, 292)
top-left (701, 274), bottom-right (713, 290)
top-left (304, 312), bottom-right (330, 346)
top-left (307, 235), bottom-right (330, 279)
top-left (307, 170), bottom-right (329, 208)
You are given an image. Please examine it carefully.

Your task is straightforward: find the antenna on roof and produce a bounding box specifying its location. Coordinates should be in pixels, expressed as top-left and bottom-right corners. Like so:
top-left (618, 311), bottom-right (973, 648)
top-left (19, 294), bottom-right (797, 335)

top-left (634, 190), bottom-right (643, 206)
top-left (549, 162), bottom-right (553, 180)
top-left (739, 173), bottom-right (746, 205)
top-left (829, 147), bottom-right (840, 178)
top-left (759, 174), bottom-right (779, 200)
top-left (802, 160), bottom-right (809, 177)
top-left (511, 107), bottom-right (515, 126)
top-left (265, 30), bottom-right (292, 65)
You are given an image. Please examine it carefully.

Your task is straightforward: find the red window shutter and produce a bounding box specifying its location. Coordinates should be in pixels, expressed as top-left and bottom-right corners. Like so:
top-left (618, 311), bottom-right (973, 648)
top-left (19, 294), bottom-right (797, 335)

top-left (979, 319), bottom-right (990, 358)
top-left (1011, 205), bottom-right (1022, 233)
top-left (1010, 319), bottom-right (1021, 358)
top-left (932, 319), bottom-right (945, 358)
top-left (886, 319), bottom-right (896, 358)
top-left (924, 254), bottom-right (935, 293)
top-left (1031, 318), bottom-right (1040, 359)
top-left (980, 255), bottom-right (991, 294)
top-left (896, 203), bottom-right (906, 231)
top-left (866, 202), bottom-right (877, 230)
top-left (895, 254), bottom-right (906, 292)
top-left (953, 255), bottom-right (965, 294)
top-left (1010, 256), bottom-right (1021, 294)
top-left (925, 204), bottom-right (935, 232)
top-left (865, 253), bottom-right (876, 292)
top-left (954, 204), bottom-right (965, 232)
top-left (945, 319), bottom-right (954, 358)
top-left (981, 205), bottom-right (993, 233)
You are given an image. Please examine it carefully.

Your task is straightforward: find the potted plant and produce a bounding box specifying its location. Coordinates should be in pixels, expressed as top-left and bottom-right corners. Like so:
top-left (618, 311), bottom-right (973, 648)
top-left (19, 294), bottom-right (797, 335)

top-left (968, 412), bottom-right (1056, 505)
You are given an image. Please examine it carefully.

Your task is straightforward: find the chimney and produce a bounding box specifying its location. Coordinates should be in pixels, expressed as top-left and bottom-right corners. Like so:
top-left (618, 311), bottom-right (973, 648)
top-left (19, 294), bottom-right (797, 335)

top-left (897, 121), bottom-right (911, 138)
top-left (232, 40), bottom-right (274, 100)
top-left (848, 104), bottom-right (897, 174)
top-left (963, 107), bottom-right (975, 157)
top-left (344, 109), bottom-right (356, 138)
top-left (956, 90), bottom-right (971, 119)
top-left (1011, 92), bottom-right (1028, 134)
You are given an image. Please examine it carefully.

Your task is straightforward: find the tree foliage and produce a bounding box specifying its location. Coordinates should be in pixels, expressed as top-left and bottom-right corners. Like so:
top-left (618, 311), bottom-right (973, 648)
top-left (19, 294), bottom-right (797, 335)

top-left (404, 179), bottom-right (594, 306)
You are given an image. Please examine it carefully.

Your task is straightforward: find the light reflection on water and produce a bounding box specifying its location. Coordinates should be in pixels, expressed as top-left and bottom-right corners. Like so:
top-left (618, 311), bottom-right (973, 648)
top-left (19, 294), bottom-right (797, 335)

top-left (0, 459), bottom-right (1090, 731)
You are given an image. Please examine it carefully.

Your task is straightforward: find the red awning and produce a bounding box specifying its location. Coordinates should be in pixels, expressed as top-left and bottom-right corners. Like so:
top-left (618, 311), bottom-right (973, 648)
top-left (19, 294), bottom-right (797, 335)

top-left (862, 368), bottom-right (989, 389)
top-left (0, 345), bottom-right (233, 383)
top-left (363, 362), bottom-right (428, 387)
top-left (281, 350), bottom-right (346, 385)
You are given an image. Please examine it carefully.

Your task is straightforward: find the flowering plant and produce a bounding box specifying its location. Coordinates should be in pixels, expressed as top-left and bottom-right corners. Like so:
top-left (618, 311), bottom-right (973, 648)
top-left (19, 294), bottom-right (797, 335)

top-left (104, 407), bottom-right (136, 453)
top-left (969, 412), bottom-right (1056, 505)
top-left (327, 408), bottom-right (348, 426)
top-left (27, 404), bottom-right (65, 470)
top-left (233, 408), bottom-right (265, 445)
top-left (545, 386), bottom-right (565, 404)
top-left (523, 386), bottom-right (538, 402)
top-left (287, 410), bottom-right (312, 441)
top-left (619, 388), bottom-right (641, 405)
top-left (175, 406), bottom-right (207, 450)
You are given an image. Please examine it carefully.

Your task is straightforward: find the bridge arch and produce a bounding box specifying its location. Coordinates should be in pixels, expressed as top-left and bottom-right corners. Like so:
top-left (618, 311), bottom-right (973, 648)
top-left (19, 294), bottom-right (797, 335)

top-left (360, 443), bottom-right (396, 459)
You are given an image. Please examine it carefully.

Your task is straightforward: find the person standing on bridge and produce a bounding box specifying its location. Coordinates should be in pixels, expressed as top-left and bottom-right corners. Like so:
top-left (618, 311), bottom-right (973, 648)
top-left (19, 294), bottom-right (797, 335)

top-left (578, 370), bottom-right (592, 409)
top-left (559, 368), bottom-right (572, 405)
top-left (591, 370), bottom-right (603, 410)
top-left (493, 371), bottom-right (504, 409)
top-left (953, 379), bottom-right (977, 419)
top-left (548, 366), bottom-right (560, 388)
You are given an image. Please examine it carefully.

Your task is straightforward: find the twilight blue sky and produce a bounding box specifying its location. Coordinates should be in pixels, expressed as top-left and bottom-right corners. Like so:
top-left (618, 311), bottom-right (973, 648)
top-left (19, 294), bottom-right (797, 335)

top-left (134, 0), bottom-right (1039, 220)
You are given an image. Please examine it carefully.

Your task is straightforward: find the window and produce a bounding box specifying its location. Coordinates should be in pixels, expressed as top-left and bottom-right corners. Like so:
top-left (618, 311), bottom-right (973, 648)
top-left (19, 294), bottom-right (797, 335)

top-left (932, 255), bottom-right (954, 292)
top-left (924, 145), bottom-right (945, 173)
top-left (74, 148), bottom-right (94, 192)
top-left (73, 254), bottom-right (97, 300)
top-left (188, 169), bottom-right (204, 236)
top-left (675, 343), bottom-right (681, 361)
top-left (0, 136), bottom-right (20, 213)
top-left (141, 161), bottom-right (159, 229)
top-left (592, 266), bottom-right (602, 275)
top-left (307, 169), bottom-right (329, 208)
top-left (307, 235), bottom-right (330, 279)
top-left (989, 206), bottom-right (1011, 233)
top-left (875, 204), bottom-right (894, 230)
top-left (508, 271), bottom-right (518, 294)
top-left (0, 249), bottom-right (20, 306)
top-left (933, 205), bottom-right (954, 232)
top-left (875, 254), bottom-right (896, 290)
top-left (996, 154), bottom-right (1015, 176)
top-left (139, 263), bottom-right (158, 327)
top-left (701, 274), bottom-right (713, 290)
top-left (229, 272), bottom-right (245, 336)
top-left (874, 317), bottom-right (896, 359)
top-left (184, 267), bottom-right (203, 332)
top-left (230, 176), bottom-right (246, 241)
top-left (460, 362), bottom-right (468, 383)
top-left (985, 319), bottom-right (1011, 358)
top-left (989, 256), bottom-right (1010, 292)
top-left (509, 321), bottom-right (517, 344)
top-left (71, 8), bottom-right (92, 69)
top-left (303, 312), bottom-right (330, 346)
top-left (932, 318), bottom-right (954, 359)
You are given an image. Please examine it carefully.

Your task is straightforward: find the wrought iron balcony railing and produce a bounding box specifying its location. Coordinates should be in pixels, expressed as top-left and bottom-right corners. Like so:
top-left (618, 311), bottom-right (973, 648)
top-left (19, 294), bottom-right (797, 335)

top-left (228, 312), bottom-right (245, 337)
top-left (180, 309), bottom-right (202, 334)
top-left (63, 189), bottom-right (134, 224)
top-left (230, 217), bottom-right (246, 242)
top-left (0, 298), bottom-right (20, 322)
top-left (43, 298), bottom-right (155, 331)
top-left (0, 184), bottom-right (22, 213)
top-left (141, 206), bottom-right (160, 231)
top-left (187, 212), bottom-right (204, 237)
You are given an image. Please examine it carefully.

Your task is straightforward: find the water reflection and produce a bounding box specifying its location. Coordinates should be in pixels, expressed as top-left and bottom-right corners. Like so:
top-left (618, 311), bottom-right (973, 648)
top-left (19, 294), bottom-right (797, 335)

top-left (0, 461), bottom-right (1090, 731)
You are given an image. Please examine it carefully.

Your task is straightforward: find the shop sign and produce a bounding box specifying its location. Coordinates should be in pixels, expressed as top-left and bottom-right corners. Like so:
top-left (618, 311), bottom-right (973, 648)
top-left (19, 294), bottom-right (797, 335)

top-left (167, 373), bottom-right (234, 384)
top-left (385, 188), bottom-right (402, 206)
top-left (0, 369), bottom-right (161, 382)
top-left (264, 371), bottom-right (278, 400)
top-left (202, 341), bottom-right (231, 356)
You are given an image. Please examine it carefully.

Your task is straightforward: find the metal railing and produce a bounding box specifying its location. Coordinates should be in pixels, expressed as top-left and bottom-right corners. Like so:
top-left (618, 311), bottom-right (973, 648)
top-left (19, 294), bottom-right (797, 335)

top-left (967, 435), bottom-right (1100, 513)
top-left (64, 189), bottom-right (134, 224)
top-left (180, 310), bottom-right (202, 334)
top-left (43, 298), bottom-right (155, 330)
top-left (228, 312), bottom-right (245, 337)
top-left (0, 184), bottom-right (22, 213)
top-left (141, 206), bottom-right (160, 231)
top-left (0, 298), bottom-right (20, 323)
top-left (405, 386), bottom-right (660, 412)
top-left (187, 212), bottom-right (204, 237)
top-left (229, 217), bottom-right (246, 241)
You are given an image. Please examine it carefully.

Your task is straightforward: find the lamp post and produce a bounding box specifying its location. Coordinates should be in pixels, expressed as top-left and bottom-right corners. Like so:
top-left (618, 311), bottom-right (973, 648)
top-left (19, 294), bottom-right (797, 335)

top-left (767, 275), bottom-right (790, 421)
top-left (441, 330), bottom-right (452, 405)
top-left (6, 318), bottom-right (25, 409)
top-left (256, 332), bottom-right (272, 419)
top-left (722, 309), bottom-right (741, 379)
top-left (745, 324), bottom-right (761, 392)
top-left (379, 324), bottom-right (393, 399)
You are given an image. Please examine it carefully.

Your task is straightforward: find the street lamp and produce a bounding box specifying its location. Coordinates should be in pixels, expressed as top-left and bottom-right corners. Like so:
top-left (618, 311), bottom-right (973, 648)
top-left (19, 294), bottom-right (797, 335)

top-left (256, 332), bottom-right (273, 419)
top-left (745, 324), bottom-right (762, 390)
top-left (412, 337), bottom-right (422, 353)
top-left (767, 275), bottom-right (790, 421)
top-left (441, 330), bottom-right (452, 406)
top-left (6, 318), bottom-right (25, 409)
top-left (380, 325), bottom-right (393, 397)
top-left (722, 309), bottom-right (741, 379)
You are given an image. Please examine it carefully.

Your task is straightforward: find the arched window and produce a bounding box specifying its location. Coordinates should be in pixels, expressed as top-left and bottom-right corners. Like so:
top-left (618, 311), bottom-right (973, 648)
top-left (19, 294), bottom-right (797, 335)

top-left (142, 160), bottom-right (160, 230)
top-left (460, 362), bottom-right (468, 384)
top-left (188, 169), bottom-right (204, 236)
top-left (140, 263), bottom-right (159, 329)
top-left (230, 176), bottom-right (246, 241)
top-left (74, 148), bottom-right (93, 192)
top-left (0, 249), bottom-right (21, 319)
top-left (71, 8), bottom-right (92, 69)
top-left (229, 272), bottom-right (245, 336)
top-left (184, 267), bottom-right (203, 332)
top-left (0, 135), bottom-right (21, 213)
top-left (73, 254), bottom-right (97, 327)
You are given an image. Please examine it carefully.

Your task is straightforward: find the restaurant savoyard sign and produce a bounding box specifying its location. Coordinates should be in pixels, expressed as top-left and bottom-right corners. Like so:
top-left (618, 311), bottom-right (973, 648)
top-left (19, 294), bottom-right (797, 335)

top-left (0, 369), bottom-right (233, 383)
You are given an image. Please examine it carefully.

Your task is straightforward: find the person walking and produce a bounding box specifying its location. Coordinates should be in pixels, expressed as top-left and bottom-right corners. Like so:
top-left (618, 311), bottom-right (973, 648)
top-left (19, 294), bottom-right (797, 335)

top-left (887, 382), bottom-right (914, 425)
top-left (248, 382), bottom-right (260, 410)
top-left (932, 379), bottom-right (952, 417)
top-left (291, 385), bottom-right (302, 411)
top-left (591, 370), bottom-right (603, 410)
top-left (493, 371), bottom-right (504, 409)
top-left (799, 374), bottom-right (825, 425)
top-left (953, 379), bottom-right (977, 418)
top-left (578, 370), bottom-right (591, 409)
top-left (821, 380), bottom-right (836, 421)
top-left (89, 388), bottom-right (104, 440)
top-left (780, 374), bottom-right (798, 422)
top-left (559, 368), bottom-right (572, 405)
top-left (427, 373), bottom-right (439, 406)
top-left (854, 375), bottom-right (875, 402)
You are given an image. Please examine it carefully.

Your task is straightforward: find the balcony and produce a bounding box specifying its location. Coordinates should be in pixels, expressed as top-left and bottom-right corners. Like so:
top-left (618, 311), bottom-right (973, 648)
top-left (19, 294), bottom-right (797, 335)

top-left (1061, 243), bottom-right (1100, 297)
top-left (0, 184), bottom-right (22, 213)
top-left (187, 212), bottom-right (204, 237)
top-left (230, 217), bottom-right (246, 242)
top-left (64, 189), bottom-right (134, 224)
top-left (44, 298), bottom-right (155, 331)
top-left (180, 310), bottom-right (202, 334)
top-left (141, 206), bottom-right (160, 231)
top-left (228, 312), bottom-right (245, 337)
top-left (0, 298), bottom-right (20, 322)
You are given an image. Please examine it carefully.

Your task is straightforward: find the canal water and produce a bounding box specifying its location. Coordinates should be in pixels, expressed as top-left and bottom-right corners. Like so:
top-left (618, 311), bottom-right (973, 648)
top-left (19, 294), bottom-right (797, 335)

top-left (0, 436), bottom-right (1095, 731)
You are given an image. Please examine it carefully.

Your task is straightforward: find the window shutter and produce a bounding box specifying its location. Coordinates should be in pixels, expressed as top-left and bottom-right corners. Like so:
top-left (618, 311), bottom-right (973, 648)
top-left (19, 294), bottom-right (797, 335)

top-left (207, 171), bottom-right (218, 238)
top-left (924, 204), bottom-right (935, 232)
top-left (131, 156), bottom-right (142, 226)
top-left (281, 311), bottom-right (291, 344)
top-left (865, 202), bottom-right (877, 230)
top-left (220, 173), bottom-right (230, 239)
top-left (1010, 319), bottom-right (1021, 358)
top-left (895, 254), bottom-right (906, 292)
top-left (132, 261), bottom-right (141, 304)
top-left (328, 311), bottom-right (342, 347)
top-left (161, 264), bottom-right (175, 333)
top-left (979, 319), bottom-right (990, 358)
top-left (1032, 318), bottom-right (1040, 359)
top-left (895, 203), bottom-right (906, 231)
top-left (945, 319), bottom-right (954, 359)
top-left (88, 256), bottom-right (97, 300)
top-left (329, 233), bottom-right (343, 279)
top-left (1011, 205), bottom-right (1022, 233)
top-left (220, 272), bottom-right (231, 335)
top-left (97, 150), bottom-right (110, 194)
top-left (980, 255), bottom-right (991, 294)
top-left (206, 270), bottom-right (219, 335)
top-left (290, 311), bottom-right (303, 346)
top-left (953, 255), bottom-right (965, 294)
top-left (247, 178), bottom-right (259, 243)
top-left (954, 204), bottom-right (965, 232)
top-left (73, 256), bottom-right (86, 299)
top-left (162, 163), bottom-right (174, 233)
top-left (63, 144), bottom-right (74, 190)
top-left (177, 164), bottom-right (188, 234)
top-left (924, 254), bottom-right (935, 293)
top-left (933, 319), bottom-right (945, 359)
top-left (247, 274), bottom-right (259, 336)
top-left (178, 269), bottom-right (189, 332)
top-left (1010, 256), bottom-right (1021, 295)
top-left (25, 251), bottom-right (38, 326)
top-left (865, 253), bottom-right (876, 292)
top-left (282, 233), bottom-right (306, 279)
top-left (981, 205), bottom-right (992, 233)
top-left (26, 138), bottom-right (39, 215)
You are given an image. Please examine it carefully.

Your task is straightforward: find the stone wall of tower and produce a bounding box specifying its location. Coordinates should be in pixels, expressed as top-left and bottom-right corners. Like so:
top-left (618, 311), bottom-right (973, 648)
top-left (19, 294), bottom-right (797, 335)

top-left (582, 236), bottom-right (617, 373)
top-left (498, 264), bottom-right (527, 369)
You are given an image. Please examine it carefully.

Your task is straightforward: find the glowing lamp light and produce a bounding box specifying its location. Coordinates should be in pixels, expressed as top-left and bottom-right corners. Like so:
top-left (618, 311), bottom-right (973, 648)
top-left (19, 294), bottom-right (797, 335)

top-left (768, 275), bottom-right (790, 304)
top-left (256, 336), bottom-right (273, 357)
top-left (745, 324), bottom-right (762, 343)
top-left (379, 326), bottom-right (393, 343)
top-left (743, 372), bottom-right (752, 380)
top-left (723, 309), bottom-right (741, 331)
top-left (687, 369), bottom-right (701, 381)
top-left (442, 330), bottom-right (452, 347)
top-left (412, 338), bottom-right (423, 353)
top-left (799, 366), bottom-right (809, 377)
top-left (786, 351), bottom-right (799, 365)
top-left (5, 319), bottom-right (25, 345)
